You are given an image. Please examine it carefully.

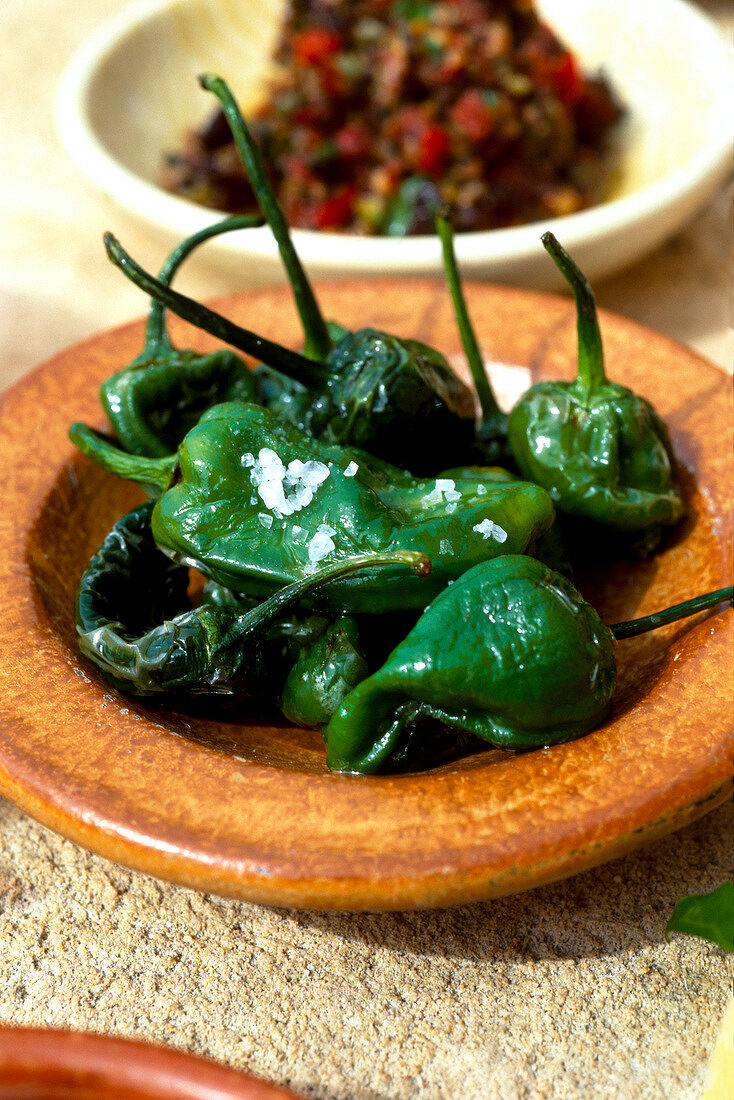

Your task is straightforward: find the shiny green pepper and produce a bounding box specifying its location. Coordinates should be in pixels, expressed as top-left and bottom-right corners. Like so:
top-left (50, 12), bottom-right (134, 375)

top-left (75, 502), bottom-right (428, 696)
top-left (507, 233), bottom-right (685, 533)
top-left (104, 233), bottom-right (475, 476)
top-left (103, 75), bottom-right (477, 475)
top-left (69, 401), bottom-right (554, 613)
top-left (279, 616), bottom-right (368, 728)
top-left (101, 216), bottom-right (261, 457)
top-left (325, 555), bottom-right (616, 773)
top-left (326, 559), bottom-right (732, 774)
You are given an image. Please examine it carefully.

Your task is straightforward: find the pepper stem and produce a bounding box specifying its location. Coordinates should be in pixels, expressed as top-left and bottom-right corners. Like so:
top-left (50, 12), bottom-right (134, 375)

top-left (220, 551), bottom-right (432, 651)
top-left (141, 214), bottom-right (263, 356)
top-left (610, 587), bottom-right (733, 639)
top-left (69, 423), bottom-right (177, 494)
top-left (199, 73), bottom-right (333, 362)
top-left (104, 232), bottom-right (331, 388)
top-left (541, 232), bottom-right (606, 398)
top-left (436, 213), bottom-right (503, 428)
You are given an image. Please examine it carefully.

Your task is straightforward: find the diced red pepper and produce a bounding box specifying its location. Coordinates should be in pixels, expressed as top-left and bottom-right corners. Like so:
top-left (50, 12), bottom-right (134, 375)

top-left (335, 122), bottom-right (371, 160)
top-left (450, 89), bottom-right (496, 142)
top-left (293, 28), bottom-right (344, 66)
top-left (311, 188), bottom-right (356, 228)
top-left (552, 52), bottom-right (581, 106)
top-left (417, 126), bottom-right (451, 175)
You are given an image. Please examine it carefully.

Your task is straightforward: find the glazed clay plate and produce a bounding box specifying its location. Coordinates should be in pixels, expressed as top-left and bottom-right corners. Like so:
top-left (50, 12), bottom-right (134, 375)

top-left (0, 1027), bottom-right (301, 1098)
top-left (0, 280), bottom-right (731, 911)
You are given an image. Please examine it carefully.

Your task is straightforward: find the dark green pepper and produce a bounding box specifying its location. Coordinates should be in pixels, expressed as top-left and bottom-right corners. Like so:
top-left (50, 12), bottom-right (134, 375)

top-left (76, 501), bottom-right (428, 697)
top-left (279, 616), bottom-right (368, 728)
top-left (507, 233), bottom-right (685, 534)
top-left (101, 75), bottom-right (477, 476)
top-left (69, 401), bottom-right (554, 613)
top-left (101, 215), bottom-right (262, 457)
top-left (103, 235), bottom-right (475, 476)
top-left (325, 556), bottom-right (732, 773)
top-left (325, 555), bottom-right (616, 772)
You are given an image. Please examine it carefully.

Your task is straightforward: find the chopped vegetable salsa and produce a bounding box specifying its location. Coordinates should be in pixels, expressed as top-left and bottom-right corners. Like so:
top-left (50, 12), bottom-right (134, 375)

top-left (162, 0), bottom-right (625, 234)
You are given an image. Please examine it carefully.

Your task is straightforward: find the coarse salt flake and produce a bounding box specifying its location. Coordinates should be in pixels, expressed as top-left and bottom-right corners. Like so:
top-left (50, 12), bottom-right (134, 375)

top-left (344, 460), bottom-right (359, 477)
top-left (473, 519), bottom-right (508, 542)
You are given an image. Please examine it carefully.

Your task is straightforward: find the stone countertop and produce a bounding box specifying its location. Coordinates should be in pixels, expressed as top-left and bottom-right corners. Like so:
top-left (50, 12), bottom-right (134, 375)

top-left (1, 3), bottom-right (733, 1098)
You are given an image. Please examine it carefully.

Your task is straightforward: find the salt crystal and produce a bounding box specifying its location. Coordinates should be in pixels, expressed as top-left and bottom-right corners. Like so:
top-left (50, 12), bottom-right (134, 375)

top-left (308, 530), bottom-right (335, 563)
top-left (300, 459), bottom-right (330, 487)
top-left (344, 460), bottom-right (359, 478)
top-left (258, 512), bottom-right (274, 529)
top-left (439, 539), bottom-right (450, 554)
top-left (473, 519), bottom-right (508, 542)
top-left (445, 488), bottom-right (461, 502)
top-left (258, 479), bottom-right (294, 516)
top-left (435, 479), bottom-right (455, 493)
top-left (241, 452), bottom-right (255, 467)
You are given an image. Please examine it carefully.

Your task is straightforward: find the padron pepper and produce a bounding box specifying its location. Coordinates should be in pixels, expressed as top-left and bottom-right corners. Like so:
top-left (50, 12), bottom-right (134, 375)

top-left (325, 555), bottom-right (732, 773)
top-left (507, 233), bottom-right (685, 534)
top-left (102, 74), bottom-right (477, 476)
top-left (76, 501), bottom-right (428, 697)
top-left (69, 401), bottom-right (554, 613)
top-left (279, 616), bottom-right (368, 728)
top-left (101, 215), bottom-right (262, 456)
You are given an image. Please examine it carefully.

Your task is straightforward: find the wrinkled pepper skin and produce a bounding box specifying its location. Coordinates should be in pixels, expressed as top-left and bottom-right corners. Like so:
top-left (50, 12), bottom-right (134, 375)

top-left (75, 502), bottom-right (429, 696)
top-left (105, 75), bottom-right (478, 476)
top-left (104, 231), bottom-right (478, 478)
top-left (279, 616), bottom-right (368, 728)
top-left (325, 555), bottom-right (616, 773)
top-left (101, 217), bottom-right (260, 457)
top-left (75, 501), bottom-right (256, 695)
top-left (259, 327), bottom-right (476, 474)
top-left (508, 233), bottom-right (684, 533)
top-left (142, 403), bottom-right (554, 612)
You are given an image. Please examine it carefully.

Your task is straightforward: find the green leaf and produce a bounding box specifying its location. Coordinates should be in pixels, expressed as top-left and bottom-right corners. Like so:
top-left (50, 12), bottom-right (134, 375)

top-left (666, 883), bottom-right (734, 952)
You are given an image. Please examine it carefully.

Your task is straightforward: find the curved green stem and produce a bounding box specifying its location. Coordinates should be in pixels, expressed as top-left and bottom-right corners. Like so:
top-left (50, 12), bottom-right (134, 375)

top-left (610, 586), bottom-right (733, 639)
top-left (104, 232), bottom-right (330, 388)
top-left (142, 214), bottom-right (263, 354)
top-left (69, 423), bottom-right (176, 494)
top-left (542, 232), bottom-right (606, 398)
top-left (221, 550), bottom-right (431, 653)
top-left (436, 213), bottom-right (502, 425)
top-left (199, 73), bottom-right (332, 361)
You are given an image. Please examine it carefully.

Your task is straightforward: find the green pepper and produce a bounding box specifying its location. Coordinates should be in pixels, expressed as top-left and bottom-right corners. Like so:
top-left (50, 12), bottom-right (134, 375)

top-left (325, 555), bottom-right (615, 772)
top-left (279, 616), bottom-right (368, 728)
top-left (101, 215), bottom-right (262, 457)
top-left (104, 231), bottom-right (475, 475)
top-left (325, 556), bottom-right (732, 773)
top-left (69, 401), bottom-right (554, 613)
top-left (76, 501), bottom-right (428, 696)
top-left (507, 233), bottom-right (685, 534)
top-left (103, 74), bottom-right (477, 476)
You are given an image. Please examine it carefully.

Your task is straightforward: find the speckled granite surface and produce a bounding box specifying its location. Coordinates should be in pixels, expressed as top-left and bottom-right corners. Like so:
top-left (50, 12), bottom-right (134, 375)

top-left (1, 3), bottom-right (733, 1098)
top-left (1, 796), bottom-right (732, 1099)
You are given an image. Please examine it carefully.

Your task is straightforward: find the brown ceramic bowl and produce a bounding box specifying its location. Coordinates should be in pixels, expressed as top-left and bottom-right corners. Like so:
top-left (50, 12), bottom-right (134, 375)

top-left (0, 280), bottom-right (731, 911)
top-left (0, 1027), bottom-right (300, 1098)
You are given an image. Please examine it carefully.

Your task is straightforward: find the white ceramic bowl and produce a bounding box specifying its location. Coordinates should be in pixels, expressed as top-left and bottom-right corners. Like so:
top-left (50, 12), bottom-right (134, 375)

top-left (56, 0), bottom-right (734, 287)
